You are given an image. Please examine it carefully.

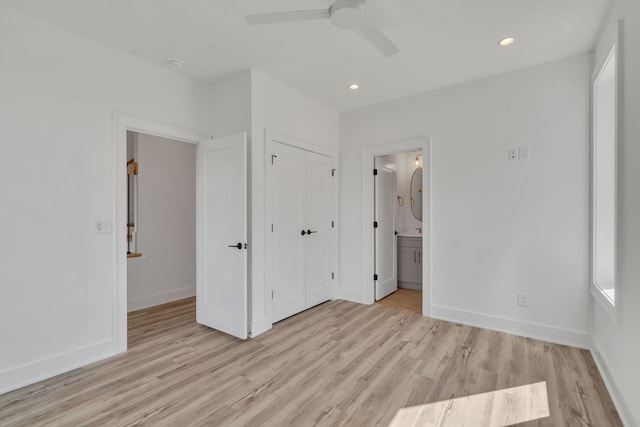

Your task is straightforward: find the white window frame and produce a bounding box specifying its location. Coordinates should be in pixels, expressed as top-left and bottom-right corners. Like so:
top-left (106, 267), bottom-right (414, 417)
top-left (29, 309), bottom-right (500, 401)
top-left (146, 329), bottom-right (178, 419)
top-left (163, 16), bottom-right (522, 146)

top-left (591, 22), bottom-right (621, 321)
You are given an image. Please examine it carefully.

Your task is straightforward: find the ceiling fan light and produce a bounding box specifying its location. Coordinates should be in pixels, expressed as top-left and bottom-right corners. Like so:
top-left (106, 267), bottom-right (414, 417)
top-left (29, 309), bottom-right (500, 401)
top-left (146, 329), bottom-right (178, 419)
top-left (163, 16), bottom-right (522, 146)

top-left (330, 0), bottom-right (363, 29)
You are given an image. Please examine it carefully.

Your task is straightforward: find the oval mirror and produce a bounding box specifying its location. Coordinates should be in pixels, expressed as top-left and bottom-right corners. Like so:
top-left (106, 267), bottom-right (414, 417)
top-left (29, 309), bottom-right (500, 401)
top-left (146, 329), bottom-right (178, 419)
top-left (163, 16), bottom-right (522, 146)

top-left (410, 167), bottom-right (422, 221)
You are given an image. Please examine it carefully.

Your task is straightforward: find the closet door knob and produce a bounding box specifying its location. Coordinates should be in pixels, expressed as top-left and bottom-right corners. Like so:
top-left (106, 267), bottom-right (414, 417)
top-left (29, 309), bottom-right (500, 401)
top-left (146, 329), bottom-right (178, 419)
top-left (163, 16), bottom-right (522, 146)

top-left (307, 229), bottom-right (318, 234)
top-left (301, 230), bottom-right (307, 236)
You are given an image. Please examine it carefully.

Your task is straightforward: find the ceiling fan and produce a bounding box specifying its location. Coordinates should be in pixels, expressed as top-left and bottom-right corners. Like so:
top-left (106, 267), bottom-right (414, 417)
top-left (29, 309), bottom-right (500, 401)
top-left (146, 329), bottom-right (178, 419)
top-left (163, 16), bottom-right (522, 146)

top-left (245, 0), bottom-right (399, 57)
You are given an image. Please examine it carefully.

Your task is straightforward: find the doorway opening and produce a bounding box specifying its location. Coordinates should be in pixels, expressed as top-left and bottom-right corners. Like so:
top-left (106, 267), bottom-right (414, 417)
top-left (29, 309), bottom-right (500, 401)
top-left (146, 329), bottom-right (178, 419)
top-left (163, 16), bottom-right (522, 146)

top-left (374, 150), bottom-right (424, 314)
top-left (113, 113), bottom-right (200, 353)
top-left (125, 131), bottom-right (196, 328)
top-left (362, 138), bottom-right (430, 317)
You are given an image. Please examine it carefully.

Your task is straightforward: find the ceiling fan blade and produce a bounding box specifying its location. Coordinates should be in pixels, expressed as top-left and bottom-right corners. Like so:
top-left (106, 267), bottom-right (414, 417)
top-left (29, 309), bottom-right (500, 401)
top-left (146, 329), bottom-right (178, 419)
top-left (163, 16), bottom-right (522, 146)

top-left (246, 9), bottom-right (330, 25)
top-left (356, 19), bottom-right (399, 57)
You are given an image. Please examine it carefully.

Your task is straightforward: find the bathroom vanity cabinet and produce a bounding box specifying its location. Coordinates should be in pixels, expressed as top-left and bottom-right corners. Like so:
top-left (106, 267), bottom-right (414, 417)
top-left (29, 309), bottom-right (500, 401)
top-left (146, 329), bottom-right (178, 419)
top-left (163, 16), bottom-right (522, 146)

top-left (397, 236), bottom-right (422, 290)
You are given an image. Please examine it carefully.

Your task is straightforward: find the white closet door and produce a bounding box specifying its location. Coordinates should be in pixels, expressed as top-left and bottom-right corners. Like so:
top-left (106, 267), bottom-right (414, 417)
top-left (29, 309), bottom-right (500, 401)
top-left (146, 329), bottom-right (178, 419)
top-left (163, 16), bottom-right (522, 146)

top-left (272, 142), bottom-right (306, 322)
top-left (196, 133), bottom-right (247, 339)
top-left (305, 151), bottom-right (333, 308)
top-left (374, 165), bottom-right (397, 300)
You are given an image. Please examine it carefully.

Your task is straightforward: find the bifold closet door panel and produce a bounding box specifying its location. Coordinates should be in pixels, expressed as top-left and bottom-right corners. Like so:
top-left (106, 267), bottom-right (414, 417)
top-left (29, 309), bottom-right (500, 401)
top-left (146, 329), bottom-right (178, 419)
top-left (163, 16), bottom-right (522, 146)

top-left (305, 151), bottom-right (333, 308)
top-left (271, 142), bottom-right (306, 323)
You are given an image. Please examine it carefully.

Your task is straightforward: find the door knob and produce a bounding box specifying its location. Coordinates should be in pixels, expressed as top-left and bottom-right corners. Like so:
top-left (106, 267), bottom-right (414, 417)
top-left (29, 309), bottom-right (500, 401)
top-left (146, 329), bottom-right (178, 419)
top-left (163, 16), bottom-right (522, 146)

top-left (228, 242), bottom-right (242, 250)
top-left (307, 229), bottom-right (318, 234)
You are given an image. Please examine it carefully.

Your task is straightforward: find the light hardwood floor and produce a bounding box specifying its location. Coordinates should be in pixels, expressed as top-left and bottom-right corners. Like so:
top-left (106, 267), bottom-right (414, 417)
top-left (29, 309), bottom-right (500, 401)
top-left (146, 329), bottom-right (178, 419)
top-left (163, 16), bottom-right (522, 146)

top-left (0, 298), bottom-right (621, 426)
top-left (377, 288), bottom-right (422, 314)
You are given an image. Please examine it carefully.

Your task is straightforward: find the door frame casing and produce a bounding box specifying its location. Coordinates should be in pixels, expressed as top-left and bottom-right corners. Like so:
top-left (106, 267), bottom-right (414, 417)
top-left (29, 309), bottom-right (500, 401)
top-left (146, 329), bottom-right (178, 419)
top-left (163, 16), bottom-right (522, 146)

top-left (264, 128), bottom-right (339, 328)
top-left (362, 137), bottom-right (432, 316)
top-left (113, 112), bottom-right (201, 353)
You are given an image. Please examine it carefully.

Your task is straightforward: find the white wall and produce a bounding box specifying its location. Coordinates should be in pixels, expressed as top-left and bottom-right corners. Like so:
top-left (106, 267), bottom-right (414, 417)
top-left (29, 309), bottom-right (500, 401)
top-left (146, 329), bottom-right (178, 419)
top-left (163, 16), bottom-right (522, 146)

top-left (209, 71), bottom-right (252, 139)
top-left (0, 6), bottom-right (210, 393)
top-left (590, 0), bottom-right (640, 424)
top-left (206, 69), bottom-right (339, 336)
top-left (127, 133), bottom-right (196, 311)
top-left (250, 70), bottom-right (339, 335)
top-left (340, 53), bottom-right (592, 347)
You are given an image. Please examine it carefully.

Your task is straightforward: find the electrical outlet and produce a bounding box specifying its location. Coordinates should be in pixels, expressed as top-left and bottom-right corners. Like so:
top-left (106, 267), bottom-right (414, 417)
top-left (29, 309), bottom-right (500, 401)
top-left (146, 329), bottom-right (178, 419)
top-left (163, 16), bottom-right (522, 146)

top-left (518, 292), bottom-right (529, 307)
top-left (95, 219), bottom-right (112, 234)
top-left (519, 146), bottom-right (530, 160)
top-left (508, 148), bottom-right (519, 161)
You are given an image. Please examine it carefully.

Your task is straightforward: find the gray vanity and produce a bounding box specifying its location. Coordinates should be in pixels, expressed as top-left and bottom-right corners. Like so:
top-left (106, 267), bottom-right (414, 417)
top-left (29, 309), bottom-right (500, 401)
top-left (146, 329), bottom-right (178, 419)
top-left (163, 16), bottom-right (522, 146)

top-left (397, 235), bottom-right (422, 290)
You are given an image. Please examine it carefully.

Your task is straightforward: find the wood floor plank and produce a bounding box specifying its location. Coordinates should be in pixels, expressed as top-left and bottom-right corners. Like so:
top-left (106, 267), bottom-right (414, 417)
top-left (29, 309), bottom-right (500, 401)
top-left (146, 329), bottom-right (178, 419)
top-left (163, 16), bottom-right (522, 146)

top-left (0, 297), bottom-right (622, 426)
top-left (377, 288), bottom-right (422, 314)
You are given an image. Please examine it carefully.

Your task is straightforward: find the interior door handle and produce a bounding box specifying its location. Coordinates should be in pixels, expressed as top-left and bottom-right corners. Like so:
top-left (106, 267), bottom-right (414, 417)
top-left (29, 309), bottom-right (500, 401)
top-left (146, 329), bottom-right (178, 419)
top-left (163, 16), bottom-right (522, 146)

top-left (307, 229), bottom-right (318, 234)
top-left (228, 242), bottom-right (242, 250)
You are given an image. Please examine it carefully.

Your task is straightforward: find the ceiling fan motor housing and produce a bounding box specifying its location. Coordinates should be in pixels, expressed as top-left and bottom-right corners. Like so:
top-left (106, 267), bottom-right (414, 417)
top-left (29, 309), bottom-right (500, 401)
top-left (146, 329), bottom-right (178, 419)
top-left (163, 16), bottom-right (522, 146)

top-left (330, 0), bottom-right (364, 29)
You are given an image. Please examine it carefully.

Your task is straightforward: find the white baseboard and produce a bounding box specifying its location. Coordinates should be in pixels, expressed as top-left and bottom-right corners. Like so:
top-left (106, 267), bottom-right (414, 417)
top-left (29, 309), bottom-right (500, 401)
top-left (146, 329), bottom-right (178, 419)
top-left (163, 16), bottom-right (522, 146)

top-left (127, 286), bottom-right (195, 312)
top-left (398, 282), bottom-right (422, 291)
top-left (591, 338), bottom-right (637, 427)
top-left (249, 318), bottom-right (271, 338)
top-left (430, 304), bottom-right (590, 349)
top-left (337, 288), bottom-right (364, 304)
top-left (0, 339), bottom-right (116, 395)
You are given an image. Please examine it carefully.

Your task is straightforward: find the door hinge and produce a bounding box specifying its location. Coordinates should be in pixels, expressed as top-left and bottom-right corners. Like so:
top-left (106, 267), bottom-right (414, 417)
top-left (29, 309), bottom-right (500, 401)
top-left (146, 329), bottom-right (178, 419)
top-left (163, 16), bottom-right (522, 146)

top-left (271, 223), bottom-right (274, 232)
top-left (331, 272), bottom-right (335, 280)
top-left (272, 290), bottom-right (274, 299)
top-left (271, 154), bottom-right (277, 165)
top-left (332, 168), bottom-right (336, 177)
top-left (374, 274), bottom-right (378, 281)
top-left (373, 168), bottom-right (378, 176)
top-left (331, 220), bottom-right (335, 228)
top-left (373, 221), bottom-right (378, 228)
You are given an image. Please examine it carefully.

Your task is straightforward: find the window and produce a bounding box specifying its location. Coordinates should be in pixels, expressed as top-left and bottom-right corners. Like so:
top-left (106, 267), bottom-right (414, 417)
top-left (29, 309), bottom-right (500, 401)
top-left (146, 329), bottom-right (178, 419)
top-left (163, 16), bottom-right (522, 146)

top-left (591, 23), bottom-right (620, 319)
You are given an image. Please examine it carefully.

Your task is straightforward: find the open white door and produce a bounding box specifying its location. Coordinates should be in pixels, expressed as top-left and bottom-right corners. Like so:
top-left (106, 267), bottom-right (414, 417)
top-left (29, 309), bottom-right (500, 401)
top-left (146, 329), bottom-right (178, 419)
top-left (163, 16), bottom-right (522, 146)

top-left (196, 133), bottom-right (247, 339)
top-left (374, 163), bottom-right (397, 300)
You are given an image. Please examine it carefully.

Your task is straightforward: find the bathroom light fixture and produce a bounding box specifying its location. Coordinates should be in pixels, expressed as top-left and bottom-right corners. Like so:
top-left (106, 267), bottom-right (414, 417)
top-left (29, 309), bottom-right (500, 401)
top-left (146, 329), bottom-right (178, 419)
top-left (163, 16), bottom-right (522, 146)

top-left (415, 154), bottom-right (423, 167)
top-left (349, 83), bottom-right (360, 90)
top-left (498, 37), bottom-right (515, 46)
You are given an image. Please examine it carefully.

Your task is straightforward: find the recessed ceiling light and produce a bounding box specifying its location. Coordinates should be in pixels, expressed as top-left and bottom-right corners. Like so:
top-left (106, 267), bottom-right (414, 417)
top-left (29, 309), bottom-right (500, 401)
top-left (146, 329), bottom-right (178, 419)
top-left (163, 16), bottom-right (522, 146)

top-left (169, 58), bottom-right (184, 68)
top-left (349, 84), bottom-right (360, 91)
top-left (498, 37), bottom-right (515, 47)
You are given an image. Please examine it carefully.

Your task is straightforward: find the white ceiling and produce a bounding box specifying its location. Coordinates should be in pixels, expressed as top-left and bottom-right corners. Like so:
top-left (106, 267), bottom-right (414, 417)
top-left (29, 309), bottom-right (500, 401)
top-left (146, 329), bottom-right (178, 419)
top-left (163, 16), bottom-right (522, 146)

top-left (1, 0), bottom-right (610, 112)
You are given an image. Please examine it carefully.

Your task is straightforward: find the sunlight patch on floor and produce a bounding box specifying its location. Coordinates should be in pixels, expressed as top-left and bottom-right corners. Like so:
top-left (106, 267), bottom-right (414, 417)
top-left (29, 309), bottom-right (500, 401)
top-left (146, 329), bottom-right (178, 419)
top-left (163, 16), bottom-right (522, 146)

top-left (389, 381), bottom-right (549, 427)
